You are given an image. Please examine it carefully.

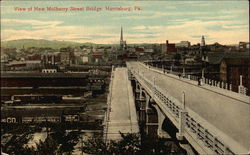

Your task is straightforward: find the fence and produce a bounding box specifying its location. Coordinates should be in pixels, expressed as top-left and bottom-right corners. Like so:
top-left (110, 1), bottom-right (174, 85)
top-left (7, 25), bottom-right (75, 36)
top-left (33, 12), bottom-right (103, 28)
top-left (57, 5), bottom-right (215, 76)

top-left (141, 62), bottom-right (248, 96)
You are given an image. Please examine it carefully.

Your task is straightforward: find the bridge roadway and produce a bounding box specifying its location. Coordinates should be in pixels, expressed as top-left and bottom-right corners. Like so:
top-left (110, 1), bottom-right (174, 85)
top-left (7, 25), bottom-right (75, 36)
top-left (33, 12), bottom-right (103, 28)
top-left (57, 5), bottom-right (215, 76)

top-left (105, 67), bottom-right (139, 141)
top-left (127, 62), bottom-right (250, 154)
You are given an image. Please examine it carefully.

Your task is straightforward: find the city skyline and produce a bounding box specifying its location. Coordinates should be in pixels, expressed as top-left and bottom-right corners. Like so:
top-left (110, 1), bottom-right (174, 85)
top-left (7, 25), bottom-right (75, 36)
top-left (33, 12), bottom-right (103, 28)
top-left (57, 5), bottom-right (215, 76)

top-left (1, 0), bottom-right (249, 45)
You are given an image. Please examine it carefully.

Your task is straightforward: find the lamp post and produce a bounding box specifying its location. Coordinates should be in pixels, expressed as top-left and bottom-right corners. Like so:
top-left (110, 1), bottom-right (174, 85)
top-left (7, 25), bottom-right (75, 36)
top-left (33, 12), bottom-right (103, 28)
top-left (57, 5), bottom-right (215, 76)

top-left (182, 91), bottom-right (185, 109)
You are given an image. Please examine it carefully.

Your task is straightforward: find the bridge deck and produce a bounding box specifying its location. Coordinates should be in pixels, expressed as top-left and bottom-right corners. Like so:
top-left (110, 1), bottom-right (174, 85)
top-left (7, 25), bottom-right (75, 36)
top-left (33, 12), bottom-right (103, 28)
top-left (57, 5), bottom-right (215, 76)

top-left (106, 68), bottom-right (139, 141)
top-left (128, 62), bottom-right (250, 152)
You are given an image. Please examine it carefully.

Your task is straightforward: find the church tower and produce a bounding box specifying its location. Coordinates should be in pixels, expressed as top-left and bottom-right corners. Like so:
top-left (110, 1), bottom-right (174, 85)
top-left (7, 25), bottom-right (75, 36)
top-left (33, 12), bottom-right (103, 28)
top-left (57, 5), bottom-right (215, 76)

top-left (120, 27), bottom-right (126, 50)
top-left (201, 35), bottom-right (206, 47)
top-left (200, 35), bottom-right (206, 56)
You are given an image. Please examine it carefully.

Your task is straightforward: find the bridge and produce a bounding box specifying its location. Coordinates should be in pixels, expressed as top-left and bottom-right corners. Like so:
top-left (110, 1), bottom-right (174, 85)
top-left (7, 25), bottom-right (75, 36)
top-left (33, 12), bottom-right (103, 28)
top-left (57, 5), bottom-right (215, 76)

top-left (102, 62), bottom-right (249, 154)
top-left (103, 67), bottom-right (139, 141)
top-left (124, 61), bottom-right (249, 154)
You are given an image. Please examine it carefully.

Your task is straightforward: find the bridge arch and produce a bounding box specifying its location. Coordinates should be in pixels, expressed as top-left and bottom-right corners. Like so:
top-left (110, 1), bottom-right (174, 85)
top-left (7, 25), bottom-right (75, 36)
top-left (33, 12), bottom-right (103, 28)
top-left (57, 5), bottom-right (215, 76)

top-left (162, 115), bottom-right (178, 140)
top-left (145, 103), bottom-right (158, 138)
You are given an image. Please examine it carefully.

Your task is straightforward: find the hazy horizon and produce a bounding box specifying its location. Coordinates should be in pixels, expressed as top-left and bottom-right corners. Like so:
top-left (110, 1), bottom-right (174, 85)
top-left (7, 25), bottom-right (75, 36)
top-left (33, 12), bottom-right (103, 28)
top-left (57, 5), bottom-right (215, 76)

top-left (1, 1), bottom-right (249, 45)
top-left (1, 38), bottom-right (242, 46)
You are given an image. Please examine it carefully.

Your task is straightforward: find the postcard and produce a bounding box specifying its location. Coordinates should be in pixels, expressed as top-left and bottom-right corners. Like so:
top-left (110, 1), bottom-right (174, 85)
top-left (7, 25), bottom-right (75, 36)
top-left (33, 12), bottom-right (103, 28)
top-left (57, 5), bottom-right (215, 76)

top-left (1, 0), bottom-right (249, 155)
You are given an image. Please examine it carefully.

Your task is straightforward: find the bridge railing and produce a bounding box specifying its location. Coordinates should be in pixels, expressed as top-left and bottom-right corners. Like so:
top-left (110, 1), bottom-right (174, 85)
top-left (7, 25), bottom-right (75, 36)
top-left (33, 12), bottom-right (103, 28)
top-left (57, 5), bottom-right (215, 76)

top-left (128, 65), bottom-right (181, 123)
top-left (140, 62), bottom-right (248, 96)
top-left (184, 113), bottom-right (236, 154)
top-left (103, 66), bottom-right (115, 142)
top-left (127, 62), bottom-right (245, 154)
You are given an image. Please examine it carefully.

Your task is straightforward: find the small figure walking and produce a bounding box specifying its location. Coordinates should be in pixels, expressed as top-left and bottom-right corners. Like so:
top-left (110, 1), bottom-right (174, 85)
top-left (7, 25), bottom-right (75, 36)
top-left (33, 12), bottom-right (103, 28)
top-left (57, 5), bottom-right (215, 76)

top-left (178, 74), bottom-right (181, 78)
top-left (198, 78), bottom-right (201, 86)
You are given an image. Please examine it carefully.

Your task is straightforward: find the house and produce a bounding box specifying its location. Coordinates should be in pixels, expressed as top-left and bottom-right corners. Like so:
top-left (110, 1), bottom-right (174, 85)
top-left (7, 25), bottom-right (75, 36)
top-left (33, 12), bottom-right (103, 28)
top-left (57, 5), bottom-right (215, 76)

top-left (239, 42), bottom-right (250, 49)
top-left (91, 52), bottom-right (103, 63)
top-left (60, 48), bottom-right (75, 65)
top-left (175, 41), bottom-right (191, 48)
top-left (80, 53), bottom-right (90, 63)
top-left (41, 52), bottom-right (60, 65)
top-left (203, 52), bottom-right (250, 65)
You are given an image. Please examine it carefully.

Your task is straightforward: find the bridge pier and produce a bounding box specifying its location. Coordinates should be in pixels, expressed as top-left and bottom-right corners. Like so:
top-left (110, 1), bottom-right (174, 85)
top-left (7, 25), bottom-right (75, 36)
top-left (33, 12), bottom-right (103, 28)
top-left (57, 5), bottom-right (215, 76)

top-left (135, 81), bottom-right (140, 93)
top-left (139, 87), bottom-right (144, 101)
top-left (134, 80), bottom-right (177, 139)
top-left (137, 94), bottom-right (146, 124)
top-left (145, 104), bottom-right (158, 138)
top-left (134, 81), bottom-right (147, 128)
top-left (151, 104), bottom-right (170, 138)
top-left (133, 83), bottom-right (158, 138)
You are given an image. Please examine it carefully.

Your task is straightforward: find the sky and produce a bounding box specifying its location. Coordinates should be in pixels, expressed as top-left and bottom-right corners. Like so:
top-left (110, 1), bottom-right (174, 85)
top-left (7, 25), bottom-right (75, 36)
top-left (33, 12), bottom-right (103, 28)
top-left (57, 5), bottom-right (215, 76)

top-left (1, 0), bottom-right (249, 45)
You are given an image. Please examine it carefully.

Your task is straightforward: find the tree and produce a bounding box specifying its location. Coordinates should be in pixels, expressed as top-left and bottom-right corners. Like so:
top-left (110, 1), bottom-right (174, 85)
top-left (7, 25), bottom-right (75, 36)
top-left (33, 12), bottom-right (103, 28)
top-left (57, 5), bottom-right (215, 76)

top-left (50, 126), bottom-right (80, 154)
top-left (140, 136), bottom-right (172, 154)
top-left (35, 136), bottom-right (58, 155)
top-left (82, 132), bottom-right (186, 154)
top-left (82, 132), bottom-right (141, 154)
top-left (82, 136), bottom-right (109, 154)
top-left (2, 133), bottom-right (34, 155)
top-left (116, 132), bottom-right (140, 154)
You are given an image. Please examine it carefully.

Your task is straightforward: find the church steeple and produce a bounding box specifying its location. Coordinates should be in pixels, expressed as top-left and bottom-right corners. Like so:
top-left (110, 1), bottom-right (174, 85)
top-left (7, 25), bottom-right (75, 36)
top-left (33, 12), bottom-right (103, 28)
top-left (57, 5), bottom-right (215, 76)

top-left (119, 27), bottom-right (126, 51)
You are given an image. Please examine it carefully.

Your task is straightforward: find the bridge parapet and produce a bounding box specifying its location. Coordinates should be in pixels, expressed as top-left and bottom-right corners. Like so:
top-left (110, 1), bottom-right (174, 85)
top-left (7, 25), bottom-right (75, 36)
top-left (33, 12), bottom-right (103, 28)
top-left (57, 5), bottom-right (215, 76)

top-left (127, 62), bottom-right (249, 155)
top-left (103, 66), bottom-right (115, 142)
top-left (141, 62), bottom-right (249, 96)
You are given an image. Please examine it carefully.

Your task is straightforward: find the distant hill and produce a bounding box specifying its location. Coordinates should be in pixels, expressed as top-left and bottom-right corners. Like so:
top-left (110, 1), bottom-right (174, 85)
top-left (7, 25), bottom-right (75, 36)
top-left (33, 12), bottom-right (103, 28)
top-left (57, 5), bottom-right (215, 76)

top-left (1, 39), bottom-right (96, 49)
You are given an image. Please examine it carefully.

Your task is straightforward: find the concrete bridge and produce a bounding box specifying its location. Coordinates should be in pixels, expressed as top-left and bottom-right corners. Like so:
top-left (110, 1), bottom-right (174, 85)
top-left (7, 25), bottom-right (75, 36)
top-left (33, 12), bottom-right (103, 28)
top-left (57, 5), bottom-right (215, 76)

top-left (126, 61), bottom-right (249, 154)
top-left (103, 67), bottom-right (139, 142)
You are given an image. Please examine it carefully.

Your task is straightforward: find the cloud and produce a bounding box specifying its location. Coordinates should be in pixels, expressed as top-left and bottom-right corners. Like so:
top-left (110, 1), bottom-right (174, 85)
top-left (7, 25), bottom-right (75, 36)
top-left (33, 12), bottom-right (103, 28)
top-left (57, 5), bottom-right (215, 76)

top-left (132, 26), bottom-right (162, 31)
top-left (127, 18), bottom-right (249, 44)
top-left (1, 0), bottom-right (248, 45)
top-left (197, 15), bottom-right (235, 20)
top-left (2, 19), bottom-right (63, 29)
top-left (222, 25), bottom-right (248, 30)
top-left (1, 20), bottom-right (120, 44)
top-left (2, 17), bottom-right (248, 44)
top-left (220, 9), bottom-right (248, 15)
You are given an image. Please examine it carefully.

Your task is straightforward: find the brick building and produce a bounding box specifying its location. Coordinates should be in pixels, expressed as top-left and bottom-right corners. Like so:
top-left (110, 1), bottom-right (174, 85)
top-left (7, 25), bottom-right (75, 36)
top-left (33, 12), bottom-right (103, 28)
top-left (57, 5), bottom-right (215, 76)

top-left (160, 40), bottom-right (177, 54)
top-left (220, 57), bottom-right (250, 95)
